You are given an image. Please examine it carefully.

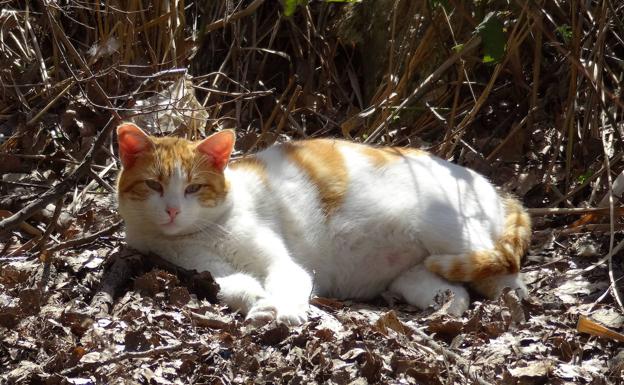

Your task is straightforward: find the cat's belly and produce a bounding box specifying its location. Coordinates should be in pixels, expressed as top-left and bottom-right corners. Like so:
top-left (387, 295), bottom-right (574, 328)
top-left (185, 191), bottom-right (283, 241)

top-left (294, 225), bottom-right (429, 300)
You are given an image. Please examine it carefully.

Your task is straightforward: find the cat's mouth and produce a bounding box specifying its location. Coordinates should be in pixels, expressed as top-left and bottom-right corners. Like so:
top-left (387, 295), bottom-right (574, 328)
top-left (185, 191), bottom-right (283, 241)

top-left (156, 219), bottom-right (181, 233)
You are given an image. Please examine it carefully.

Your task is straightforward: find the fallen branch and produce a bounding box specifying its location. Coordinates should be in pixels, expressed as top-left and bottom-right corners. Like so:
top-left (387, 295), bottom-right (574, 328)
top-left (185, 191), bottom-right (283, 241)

top-left (0, 209), bottom-right (42, 237)
top-left (90, 251), bottom-right (142, 318)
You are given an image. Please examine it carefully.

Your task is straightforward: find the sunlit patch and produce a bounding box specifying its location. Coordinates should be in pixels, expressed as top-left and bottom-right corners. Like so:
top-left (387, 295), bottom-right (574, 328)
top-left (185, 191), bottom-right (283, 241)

top-left (359, 145), bottom-right (427, 168)
top-left (230, 157), bottom-right (268, 183)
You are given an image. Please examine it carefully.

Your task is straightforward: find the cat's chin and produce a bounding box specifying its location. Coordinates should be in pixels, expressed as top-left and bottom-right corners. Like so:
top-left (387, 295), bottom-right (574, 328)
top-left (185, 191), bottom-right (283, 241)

top-left (157, 222), bottom-right (187, 236)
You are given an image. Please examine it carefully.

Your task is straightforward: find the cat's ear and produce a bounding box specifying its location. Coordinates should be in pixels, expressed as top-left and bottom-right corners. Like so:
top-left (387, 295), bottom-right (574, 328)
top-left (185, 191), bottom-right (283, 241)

top-left (117, 123), bottom-right (152, 168)
top-left (196, 130), bottom-right (235, 171)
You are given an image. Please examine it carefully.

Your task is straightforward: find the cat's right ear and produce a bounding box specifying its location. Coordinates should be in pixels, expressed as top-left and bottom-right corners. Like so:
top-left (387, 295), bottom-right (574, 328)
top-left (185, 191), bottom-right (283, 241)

top-left (117, 123), bottom-right (151, 168)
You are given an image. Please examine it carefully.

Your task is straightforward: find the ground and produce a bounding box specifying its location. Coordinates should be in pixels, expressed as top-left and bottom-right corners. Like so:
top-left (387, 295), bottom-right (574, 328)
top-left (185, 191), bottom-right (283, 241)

top-left (2, 1), bottom-right (624, 384)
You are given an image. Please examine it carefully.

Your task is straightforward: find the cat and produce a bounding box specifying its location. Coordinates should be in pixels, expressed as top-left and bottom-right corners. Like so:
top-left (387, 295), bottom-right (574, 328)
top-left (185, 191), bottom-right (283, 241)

top-left (116, 122), bottom-right (531, 325)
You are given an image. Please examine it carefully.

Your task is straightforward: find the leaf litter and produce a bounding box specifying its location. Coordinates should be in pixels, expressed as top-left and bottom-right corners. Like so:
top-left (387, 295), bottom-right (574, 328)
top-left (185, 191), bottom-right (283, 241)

top-left (2, 1), bottom-right (624, 384)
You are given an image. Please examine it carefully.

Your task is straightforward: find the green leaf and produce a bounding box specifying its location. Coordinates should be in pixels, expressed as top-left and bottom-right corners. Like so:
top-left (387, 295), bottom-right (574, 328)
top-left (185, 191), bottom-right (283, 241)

top-left (578, 170), bottom-right (593, 184)
top-left (452, 43), bottom-right (465, 53)
top-left (475, 12), bottom-right (506, 64)
top-left (283, 0), bottom-right (307, 17)
top-left (556, 24), bottom-right (572, 44)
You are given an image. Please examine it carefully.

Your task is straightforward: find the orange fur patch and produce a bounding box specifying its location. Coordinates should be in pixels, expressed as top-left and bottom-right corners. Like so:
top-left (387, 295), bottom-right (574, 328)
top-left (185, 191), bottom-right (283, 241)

top-left (117, 136), bottom-right (228, 207)
top-left (426, 194), bottom-right (531, 282)
top-left (447, 261), bottom-right (466, 282)
top-left (466, 251), bottom-right (513, 280)
top-left (282, 139), bottom-right (348, 216)
top-left (360, 146), bottom-right (426, 167)
top-left (467, 195), bottom-right (530, 280)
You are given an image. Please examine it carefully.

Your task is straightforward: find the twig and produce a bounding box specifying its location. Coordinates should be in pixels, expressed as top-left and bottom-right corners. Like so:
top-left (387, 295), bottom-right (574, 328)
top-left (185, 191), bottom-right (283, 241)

top-left (567, 237), bottom-right (624, 278)
top-left (485, 107), bottom-right (537, 162)
top-left (558, 223), bottom-right (624, 236)
top-left (35, 198), bottom-right (63, 252)
top-left (192, 84), bottom-right (272, 99)
top-left (528, 206), bottom-right (624, 216)
top-left (48, 220), bottom-right (123, 253)
top-left (88, 168), bottom-right (115, 193)
top-left (60, 341), bottom-right (203, 376)
top-left (407, 323), bottom-right (494, 385)
top-left (275, 85), bottom-right (303, 136)
top-left (26, 81), bottom-right (73, 126)
top-left (577, 316), bottom-right (624, 343)
top-left (549, 152), bottom-right (624, 207)
top-left (204, 0), bottom-right (265, 33)
top-left (0, 116), bottom-right (116, 232)
top-left (248, 77), bottom-right (295, 152)
top-left (68, 162), bottom-right (117, 213)
top-left (364, 36), bottom-right (482, 144)
top-left (0, 153), bottom-right (79, 165)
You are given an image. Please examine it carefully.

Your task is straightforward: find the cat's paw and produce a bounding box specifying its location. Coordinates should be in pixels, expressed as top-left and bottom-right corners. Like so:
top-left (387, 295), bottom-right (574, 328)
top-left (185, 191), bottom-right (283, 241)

top-left (274, 303), bottom-right (309, 326)
top-left (444, 294), bottom-right (470, 317)
top-left (246, 299), bottom-right (308, 326)
top-left (246, 300), bottom-right (278, 326)
top-left (434, 288), bottom-right (470, 317)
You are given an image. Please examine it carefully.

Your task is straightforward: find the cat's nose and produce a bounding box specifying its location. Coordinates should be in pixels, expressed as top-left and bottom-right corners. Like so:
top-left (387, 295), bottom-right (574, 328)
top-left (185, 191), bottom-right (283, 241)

top-left (166, 207), bottom-right (180, 219)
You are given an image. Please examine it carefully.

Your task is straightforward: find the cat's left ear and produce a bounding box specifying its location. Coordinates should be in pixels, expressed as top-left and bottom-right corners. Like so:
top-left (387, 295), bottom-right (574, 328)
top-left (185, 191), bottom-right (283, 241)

top-left (196, 129), bottom-right (236, 171)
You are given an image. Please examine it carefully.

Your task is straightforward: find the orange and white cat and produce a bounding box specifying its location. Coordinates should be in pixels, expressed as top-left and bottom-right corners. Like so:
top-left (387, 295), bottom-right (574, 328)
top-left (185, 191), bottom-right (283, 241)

top-left (116, 122), bottom-right (530, 325)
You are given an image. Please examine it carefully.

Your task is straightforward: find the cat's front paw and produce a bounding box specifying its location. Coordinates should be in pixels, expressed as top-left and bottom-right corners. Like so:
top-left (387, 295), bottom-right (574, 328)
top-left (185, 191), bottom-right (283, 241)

top-left (275, 302), bottom-right (309, 326)
top-left (246, 298), bottom-right (308, 326)
top-left (246, 299), bottom-right (278, 326)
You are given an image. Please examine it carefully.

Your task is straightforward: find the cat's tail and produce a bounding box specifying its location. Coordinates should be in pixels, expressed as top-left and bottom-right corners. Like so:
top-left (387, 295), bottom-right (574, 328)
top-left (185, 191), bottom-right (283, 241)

top-left (424, 195), bottom-right (531, 282)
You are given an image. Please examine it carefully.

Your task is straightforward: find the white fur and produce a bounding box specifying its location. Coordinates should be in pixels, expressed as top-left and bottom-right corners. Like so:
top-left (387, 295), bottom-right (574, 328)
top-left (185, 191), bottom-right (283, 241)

top-left (120, 141), bottom-right (522, 325)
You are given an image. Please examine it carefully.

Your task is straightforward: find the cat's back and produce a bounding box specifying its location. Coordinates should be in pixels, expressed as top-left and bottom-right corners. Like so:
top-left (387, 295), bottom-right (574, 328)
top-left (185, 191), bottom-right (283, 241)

top-left (231, 138), bottom-right (473, 209)
top-left (249, 138), bottom-right (430, 184)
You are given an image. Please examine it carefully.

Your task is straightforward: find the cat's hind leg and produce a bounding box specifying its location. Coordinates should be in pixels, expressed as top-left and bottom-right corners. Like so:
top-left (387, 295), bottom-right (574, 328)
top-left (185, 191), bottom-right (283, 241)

top-left (388, 264), bottom-right (470, 316)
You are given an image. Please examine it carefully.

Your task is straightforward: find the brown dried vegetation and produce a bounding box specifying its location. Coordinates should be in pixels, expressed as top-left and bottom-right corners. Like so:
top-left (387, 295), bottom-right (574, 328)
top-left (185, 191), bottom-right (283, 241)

top-left (1, 0), bottom-right (624, 384)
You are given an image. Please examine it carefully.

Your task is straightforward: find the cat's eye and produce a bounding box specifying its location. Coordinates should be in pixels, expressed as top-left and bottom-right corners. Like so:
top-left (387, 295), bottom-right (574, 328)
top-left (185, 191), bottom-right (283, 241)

top-left (145, 179), bottom-right (163, 193)
top-left (185, 184), bottom-right (202, 194)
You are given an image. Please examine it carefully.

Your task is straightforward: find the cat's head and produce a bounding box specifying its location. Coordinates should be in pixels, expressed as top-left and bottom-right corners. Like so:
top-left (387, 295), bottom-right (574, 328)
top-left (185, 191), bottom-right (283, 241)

top-left (116, 123), bottom-right (235, 236)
